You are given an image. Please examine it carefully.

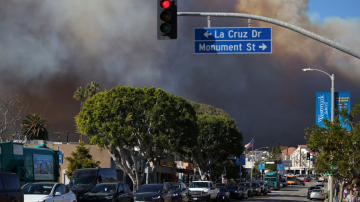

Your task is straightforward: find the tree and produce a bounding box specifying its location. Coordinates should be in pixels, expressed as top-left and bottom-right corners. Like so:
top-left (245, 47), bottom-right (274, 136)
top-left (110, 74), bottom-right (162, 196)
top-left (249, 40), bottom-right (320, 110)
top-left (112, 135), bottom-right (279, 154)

top-left (305, 104), bottom-right (360, 202)
top-left (21, 113), bottom-right (49, 140)
top-left (86, 81), bottom-right (100, 98)
top-left (73, 86), bottom-right (86, 111)
top-left (65, 141), bottom-right (100, 179)
top-left (189, 112), bottom-right (243, 180)
top-left (0, 90), bottom-right (28, 142)
top-left (75, 85), bottom-right (198, 189)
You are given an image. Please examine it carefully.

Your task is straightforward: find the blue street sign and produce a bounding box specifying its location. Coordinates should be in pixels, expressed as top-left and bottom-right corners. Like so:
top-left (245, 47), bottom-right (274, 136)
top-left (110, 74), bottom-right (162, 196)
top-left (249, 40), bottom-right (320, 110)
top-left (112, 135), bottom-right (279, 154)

top-left (241, 154), bottom-right (245, 165)
top-left (277, 164), bottom-right (283, 171)
top-left (236, 158), bottom-right (240, 166)
top-left (311, 158), bottom-right (315, 161)
top-left (59, 151), bottom-right (63, 164)
top-left (194, 27), bottom-right (272, 54)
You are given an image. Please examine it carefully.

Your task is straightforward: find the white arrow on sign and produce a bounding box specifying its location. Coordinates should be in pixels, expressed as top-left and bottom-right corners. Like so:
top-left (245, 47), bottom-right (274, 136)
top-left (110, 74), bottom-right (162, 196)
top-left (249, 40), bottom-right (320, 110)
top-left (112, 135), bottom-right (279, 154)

top-left (259, 43), bottom-right (267, 51)
top-left (204, 31), bottom-right (212, 38)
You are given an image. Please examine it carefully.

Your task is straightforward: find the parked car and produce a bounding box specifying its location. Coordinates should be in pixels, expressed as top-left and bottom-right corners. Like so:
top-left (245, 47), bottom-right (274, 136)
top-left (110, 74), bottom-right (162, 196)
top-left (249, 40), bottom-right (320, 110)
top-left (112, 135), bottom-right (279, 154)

top-left (316, 180), bottom-right (324, 187)
top-left (239, 183), bottom-right (253, 197)
top-left (307, 186), bottom-right (322, 199)
top-left (298, 180), bottom-right (305, 186)
top-left (217, 187), bottom-right (230, 202)
top-left (251, 182), bottom-right (261, 196)
top-left (258, 181), bottom-right (268, 196)
top-left (310, 189), bottom-right (325, 200)
top-left (239, 186), bottom-right (248, 199)
top-left (304, 178), bottom-right (311, 182)
top-left (189, 181), bottom-right (219, 202)
top-left (168, 182), bottom-right (191, 202)
top-left (22, 182), bottom-right (76, 202)
top-left (280, 179), bottom-right (288, 187)
top-left (82, 182), bottom-right (133, 202)
top-left (323, 178), bottom-right (328, 182)
top-left (69, 168), bottom-right (118, 202)
top-left (215, 184), bottom-right (227, 187)
top-left (296, 179), bottom-right (300, 185)
top-left (0, 172), bottom-right (24, 202)
top-left (134, 183), bottom-right (173, 202)
top-left (225, 185), bottom-right (242, 200)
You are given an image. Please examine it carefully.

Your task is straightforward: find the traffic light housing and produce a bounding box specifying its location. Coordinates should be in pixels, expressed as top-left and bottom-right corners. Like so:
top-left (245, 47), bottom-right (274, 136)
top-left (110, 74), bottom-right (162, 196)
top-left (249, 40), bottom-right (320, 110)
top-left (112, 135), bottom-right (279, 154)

top-left (307, 152), bottom-right (310, 160)
top-left (157, 0), bottom-right (177, 39)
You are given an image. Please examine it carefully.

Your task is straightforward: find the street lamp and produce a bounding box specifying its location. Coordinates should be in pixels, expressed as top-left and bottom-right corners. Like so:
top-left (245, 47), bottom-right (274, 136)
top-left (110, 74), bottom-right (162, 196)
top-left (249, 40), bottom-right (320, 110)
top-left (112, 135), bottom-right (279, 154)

top-left (302, 68), bottom-right (334, 202)
top-left (302, 68), bottom-right (334, 123)
top-left (254, 147), bottom-right (269, 180)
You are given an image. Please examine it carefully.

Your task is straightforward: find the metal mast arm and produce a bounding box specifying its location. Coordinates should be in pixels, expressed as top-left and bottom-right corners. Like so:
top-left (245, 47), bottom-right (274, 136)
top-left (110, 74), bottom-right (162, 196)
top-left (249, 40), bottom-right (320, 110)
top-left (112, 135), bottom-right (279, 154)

top-left (178, 12), bottom-right (360, 59)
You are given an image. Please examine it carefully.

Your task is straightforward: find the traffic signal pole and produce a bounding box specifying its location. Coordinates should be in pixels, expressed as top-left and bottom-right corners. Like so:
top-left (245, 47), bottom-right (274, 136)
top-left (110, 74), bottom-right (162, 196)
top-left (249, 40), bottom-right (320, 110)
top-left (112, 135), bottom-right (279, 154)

top-left (177, 12), bottom-right (360, 60)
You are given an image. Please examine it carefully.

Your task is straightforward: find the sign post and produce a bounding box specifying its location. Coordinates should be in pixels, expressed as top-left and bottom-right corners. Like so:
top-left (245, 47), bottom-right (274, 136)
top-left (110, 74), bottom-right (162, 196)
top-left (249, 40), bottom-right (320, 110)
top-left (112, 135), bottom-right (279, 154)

top-left (194, 27), bottom-right (272, 54)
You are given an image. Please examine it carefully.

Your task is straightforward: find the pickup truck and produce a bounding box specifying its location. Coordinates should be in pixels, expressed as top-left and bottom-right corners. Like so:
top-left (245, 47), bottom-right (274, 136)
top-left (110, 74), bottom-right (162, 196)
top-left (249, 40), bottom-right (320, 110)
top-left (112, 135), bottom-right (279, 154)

top-left (189, 181), bottom-right (219, 202)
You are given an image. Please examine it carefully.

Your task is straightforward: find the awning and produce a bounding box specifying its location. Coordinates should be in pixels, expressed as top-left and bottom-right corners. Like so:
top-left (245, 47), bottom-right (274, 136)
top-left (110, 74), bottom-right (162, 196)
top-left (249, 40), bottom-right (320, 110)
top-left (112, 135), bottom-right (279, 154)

top-left (168, 174), bottom-right (178, 179)
top-left (176, 169), bottom-right (194, 174)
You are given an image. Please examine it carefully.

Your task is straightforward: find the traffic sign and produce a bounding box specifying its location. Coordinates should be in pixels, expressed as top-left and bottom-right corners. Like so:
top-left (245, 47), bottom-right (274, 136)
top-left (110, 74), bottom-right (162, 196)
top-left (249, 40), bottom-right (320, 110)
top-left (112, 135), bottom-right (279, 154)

top-left (266, 162), bottom-right (274, 164)
top-left (227, 157), bottom-right (236, 160)
top-left (223, 178), bottom-right (227, 183)
top-left (311, 158), bottom-right (315, 161)
top-left (194, 27), bottom-right (272, 54)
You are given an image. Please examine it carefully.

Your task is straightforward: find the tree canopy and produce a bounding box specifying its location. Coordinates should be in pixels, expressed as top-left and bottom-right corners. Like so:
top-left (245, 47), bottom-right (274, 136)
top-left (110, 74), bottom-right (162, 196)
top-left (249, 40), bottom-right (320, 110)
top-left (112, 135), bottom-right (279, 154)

top-left (75, 85), bottom-right (198, 188)
top-left (186, 102), bottom-right (243, 180)
top-left (305, 104), bottom-right (360, 202)
top-left (65, 141), bottom-right (100, 179)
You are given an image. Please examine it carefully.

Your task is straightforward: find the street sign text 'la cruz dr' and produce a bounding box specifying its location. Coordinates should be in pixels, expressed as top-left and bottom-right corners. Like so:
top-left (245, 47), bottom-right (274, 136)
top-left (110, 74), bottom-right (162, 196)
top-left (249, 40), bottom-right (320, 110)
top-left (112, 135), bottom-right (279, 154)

top-left (194, 27), bottom-right (272, 54)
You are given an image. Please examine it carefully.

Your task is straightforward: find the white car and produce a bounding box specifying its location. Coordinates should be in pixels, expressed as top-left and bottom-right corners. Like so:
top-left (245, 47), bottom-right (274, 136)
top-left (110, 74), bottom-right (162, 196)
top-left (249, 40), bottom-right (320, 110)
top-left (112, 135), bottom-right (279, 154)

top-left (310, 189), bottom-right (325, 200)
top-left (22, 182), bottom-right (77, 202)
top-left (316, 180), bottom-right (324, 187)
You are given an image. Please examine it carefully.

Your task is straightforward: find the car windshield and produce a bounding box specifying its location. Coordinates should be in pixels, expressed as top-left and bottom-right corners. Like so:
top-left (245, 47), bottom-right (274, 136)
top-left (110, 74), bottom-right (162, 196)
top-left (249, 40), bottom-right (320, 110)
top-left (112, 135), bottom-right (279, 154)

top-left (287, 177), bottom-right (295, 181)
top-left (251, 183), bottom-right (258, 187)
top-left (219, 187), bottom-right (227, 192)
top-left (265, 177), bottom-right (277, 182)
top-left (239, 187), bottom-right (245, 191)
top-left (226, 186), bottom-right (238, 190)
top-left (22, 183), bottom-right (56, 195)
top-left (91, 184), bottom-right (117, 193)
top-left (169, 184), bottom-right (181, 190)
top-left (137, 185), bottom-right (163, 193)
top-left (312, 190), bottom-right (322, 193)
top-left (190, 182), bottom-right (210, 188)
top-left (239, 183), bottom-right (250, 188)
top-left (69, 177), bottom-right (96, 188)
top-left (259, 182), bottom-right (264, 185)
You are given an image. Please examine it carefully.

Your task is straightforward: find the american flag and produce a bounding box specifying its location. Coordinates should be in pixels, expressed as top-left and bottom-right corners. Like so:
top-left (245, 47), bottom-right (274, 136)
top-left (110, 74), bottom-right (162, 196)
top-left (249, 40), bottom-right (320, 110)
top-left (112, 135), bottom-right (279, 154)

top-left (245, 139), bottom-right (253, 150)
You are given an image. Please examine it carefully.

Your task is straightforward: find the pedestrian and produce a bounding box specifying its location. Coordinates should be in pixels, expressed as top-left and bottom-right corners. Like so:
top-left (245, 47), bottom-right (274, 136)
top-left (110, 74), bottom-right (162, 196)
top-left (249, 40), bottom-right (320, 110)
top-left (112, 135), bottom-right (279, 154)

top-left (344, 187), bottom-right (349, 199)
top-left (344, 189), bottom-right (357, 202)
top-left (354, 187), bottom-right (359, 197)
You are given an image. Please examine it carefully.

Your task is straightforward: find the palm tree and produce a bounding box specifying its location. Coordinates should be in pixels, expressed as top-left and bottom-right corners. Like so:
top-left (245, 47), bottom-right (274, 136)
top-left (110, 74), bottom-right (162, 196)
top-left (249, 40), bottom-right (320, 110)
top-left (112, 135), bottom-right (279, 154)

top-left (21, 113), bottom-right (49, 140)
top-left (85, 81), bottom-right (100, 98)
top-left (73, 86), bottom-right (86, 111)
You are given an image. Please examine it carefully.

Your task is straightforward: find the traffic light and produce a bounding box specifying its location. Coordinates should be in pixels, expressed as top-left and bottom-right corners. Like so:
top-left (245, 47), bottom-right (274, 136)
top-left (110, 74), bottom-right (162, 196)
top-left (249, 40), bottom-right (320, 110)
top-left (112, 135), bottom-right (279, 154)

top-left (157, 0), bottom-right (177, 39)
top-left (307, 152), bottom-right (310, 160)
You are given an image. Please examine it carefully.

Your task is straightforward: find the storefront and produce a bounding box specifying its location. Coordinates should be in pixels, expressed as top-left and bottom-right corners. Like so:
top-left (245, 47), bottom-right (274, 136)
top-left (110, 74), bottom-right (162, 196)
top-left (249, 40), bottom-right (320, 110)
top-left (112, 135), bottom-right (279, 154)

top-left (153, 156), bottom-right (177, 183)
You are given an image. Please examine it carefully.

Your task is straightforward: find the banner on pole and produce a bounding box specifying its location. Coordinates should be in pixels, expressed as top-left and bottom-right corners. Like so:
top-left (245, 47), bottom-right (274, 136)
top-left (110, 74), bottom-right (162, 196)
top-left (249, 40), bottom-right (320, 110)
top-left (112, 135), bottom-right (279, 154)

top-left (315, 92), bottom-right (351, 131)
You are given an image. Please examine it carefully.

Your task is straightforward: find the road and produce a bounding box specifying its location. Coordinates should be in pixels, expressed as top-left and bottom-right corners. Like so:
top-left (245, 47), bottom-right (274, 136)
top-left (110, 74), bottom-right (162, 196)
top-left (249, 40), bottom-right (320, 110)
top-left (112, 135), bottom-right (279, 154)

top-left (238, 180), bottom-right (327, 201)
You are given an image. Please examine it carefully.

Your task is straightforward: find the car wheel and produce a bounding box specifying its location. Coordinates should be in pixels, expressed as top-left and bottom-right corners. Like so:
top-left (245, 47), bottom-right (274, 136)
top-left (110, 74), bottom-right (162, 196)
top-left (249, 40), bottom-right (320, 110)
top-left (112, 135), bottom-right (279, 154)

top-left (206, 196), bottom-right (210, 202)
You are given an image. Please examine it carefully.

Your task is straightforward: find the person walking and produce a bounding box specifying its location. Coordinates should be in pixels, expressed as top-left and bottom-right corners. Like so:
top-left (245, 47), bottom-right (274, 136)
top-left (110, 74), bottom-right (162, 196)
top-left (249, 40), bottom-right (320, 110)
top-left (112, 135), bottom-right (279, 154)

top-left (344, 187), bottom-right (349, 199)
top-left (354, 187), bottom-right (359, 197)
top-left (344, 189), bottom-right (357, 202)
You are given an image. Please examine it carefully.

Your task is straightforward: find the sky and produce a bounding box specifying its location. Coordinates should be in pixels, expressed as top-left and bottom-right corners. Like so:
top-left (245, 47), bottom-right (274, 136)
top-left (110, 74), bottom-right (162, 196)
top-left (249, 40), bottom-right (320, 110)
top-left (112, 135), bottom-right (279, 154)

top-left (307, 0), bottom-right (360, 22)
top-left (0, 0), bottom-right (360, 150)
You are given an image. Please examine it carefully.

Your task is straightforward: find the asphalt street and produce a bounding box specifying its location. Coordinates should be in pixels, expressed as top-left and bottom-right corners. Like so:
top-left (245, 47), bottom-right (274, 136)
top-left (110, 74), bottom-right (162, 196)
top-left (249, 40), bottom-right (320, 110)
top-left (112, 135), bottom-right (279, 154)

top-left (236, 180), bottom-right (327, 202)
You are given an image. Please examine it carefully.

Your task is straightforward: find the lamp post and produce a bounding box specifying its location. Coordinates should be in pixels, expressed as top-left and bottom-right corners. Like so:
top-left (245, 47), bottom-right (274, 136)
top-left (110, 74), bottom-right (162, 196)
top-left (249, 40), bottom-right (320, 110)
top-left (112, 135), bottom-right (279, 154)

top-left (302, 68), bottom-right (334, 202)
top-left (254, 147), bottom-right (269, 180)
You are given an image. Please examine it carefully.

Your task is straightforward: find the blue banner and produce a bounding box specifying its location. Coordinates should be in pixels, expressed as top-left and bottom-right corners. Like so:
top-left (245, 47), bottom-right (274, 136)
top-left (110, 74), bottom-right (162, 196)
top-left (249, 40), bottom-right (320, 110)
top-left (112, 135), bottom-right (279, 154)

top-left (277, 164), bottom-right (283, 171)
top-left (236, 154), bottom-right (246, 166)
top-left (258, 163), bottom-right (264, 170)
top-left (59, 151), bottom-right (63, 164)
top-left (335, 92), bottom-right (351, 131)
top-left (316, 92), bottom-right (351, 131)
top-left (316, 92), bottom-right (331, 128)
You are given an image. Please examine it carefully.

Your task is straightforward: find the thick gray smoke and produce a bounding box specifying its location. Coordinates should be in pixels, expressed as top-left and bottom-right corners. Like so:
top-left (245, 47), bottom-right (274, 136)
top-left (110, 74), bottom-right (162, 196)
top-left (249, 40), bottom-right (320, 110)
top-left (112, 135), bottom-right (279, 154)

top-left (0, 0), bottom-right (359, 147)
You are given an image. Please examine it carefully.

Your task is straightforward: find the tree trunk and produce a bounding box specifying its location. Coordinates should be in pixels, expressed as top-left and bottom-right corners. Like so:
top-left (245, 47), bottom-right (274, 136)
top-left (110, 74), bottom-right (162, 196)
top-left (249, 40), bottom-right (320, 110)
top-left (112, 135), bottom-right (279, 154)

top-left (338, 180), bottom-right (345, 202)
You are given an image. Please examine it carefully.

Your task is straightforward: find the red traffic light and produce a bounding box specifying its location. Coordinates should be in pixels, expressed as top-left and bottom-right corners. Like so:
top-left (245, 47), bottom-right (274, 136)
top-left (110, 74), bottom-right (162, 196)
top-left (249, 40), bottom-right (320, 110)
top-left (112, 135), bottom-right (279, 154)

top-left (160, 0), bottom-right (171, 9)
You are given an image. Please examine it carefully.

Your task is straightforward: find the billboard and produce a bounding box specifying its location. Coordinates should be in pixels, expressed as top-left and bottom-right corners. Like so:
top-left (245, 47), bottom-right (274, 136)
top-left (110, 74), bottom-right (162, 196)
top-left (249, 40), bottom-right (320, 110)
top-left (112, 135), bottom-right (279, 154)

top-left (316, 92), bottom-right (351, 131)
top-left (33, 155), bottom-right (54, 180)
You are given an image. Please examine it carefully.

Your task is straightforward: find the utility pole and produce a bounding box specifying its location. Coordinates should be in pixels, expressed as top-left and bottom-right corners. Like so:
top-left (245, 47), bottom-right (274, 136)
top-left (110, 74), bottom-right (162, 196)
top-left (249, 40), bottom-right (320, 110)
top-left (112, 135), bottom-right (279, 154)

top-left (66, 131), bottom-right (69, 143)
top-left (54, 132), bottom-right (63, 142)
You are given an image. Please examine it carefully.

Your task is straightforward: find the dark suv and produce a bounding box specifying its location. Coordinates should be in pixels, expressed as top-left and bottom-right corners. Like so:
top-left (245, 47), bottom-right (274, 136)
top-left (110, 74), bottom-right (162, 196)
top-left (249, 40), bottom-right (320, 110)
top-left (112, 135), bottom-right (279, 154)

top-left (0, 172), bottom-right (24, 202)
